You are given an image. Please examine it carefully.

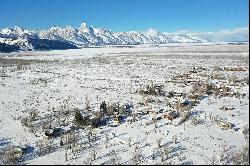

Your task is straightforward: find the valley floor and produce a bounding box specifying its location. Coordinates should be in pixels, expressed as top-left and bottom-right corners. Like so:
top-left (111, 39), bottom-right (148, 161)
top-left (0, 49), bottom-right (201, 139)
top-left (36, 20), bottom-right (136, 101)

top-left (0, 43), bottom-right (249, 165)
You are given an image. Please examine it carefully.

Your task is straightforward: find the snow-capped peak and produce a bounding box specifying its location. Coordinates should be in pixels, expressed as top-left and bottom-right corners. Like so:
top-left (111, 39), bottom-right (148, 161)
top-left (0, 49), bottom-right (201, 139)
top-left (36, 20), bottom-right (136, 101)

top-left (49, 26), bottom-right (61, 31)
top-left (79, 22), bottom-right (90, 33)
top-left (14, 26), bottom-right (24, 32)
top-left (80, 22), bottom-right (87, 28)
top-left (0, 21), bottom-right (209, 53)
top-left (13, 26), bottom-right (28, 37)
top-left (0, 28), bottom-right (12, 35)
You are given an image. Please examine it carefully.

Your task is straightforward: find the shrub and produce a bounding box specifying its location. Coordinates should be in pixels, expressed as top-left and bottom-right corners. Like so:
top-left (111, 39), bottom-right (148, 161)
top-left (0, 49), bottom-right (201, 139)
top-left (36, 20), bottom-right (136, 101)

top-left (74, 109), bottom-right (84, 126)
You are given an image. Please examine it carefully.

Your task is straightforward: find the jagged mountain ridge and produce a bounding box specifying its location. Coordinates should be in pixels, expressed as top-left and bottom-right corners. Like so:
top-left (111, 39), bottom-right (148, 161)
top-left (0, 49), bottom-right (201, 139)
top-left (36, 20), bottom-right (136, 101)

top-left (0, 22), bottom-right (206, 53)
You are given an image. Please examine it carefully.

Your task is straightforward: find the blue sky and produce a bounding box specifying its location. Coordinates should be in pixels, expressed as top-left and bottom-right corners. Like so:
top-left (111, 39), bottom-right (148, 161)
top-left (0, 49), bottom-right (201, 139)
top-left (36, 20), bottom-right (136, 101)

top-left (0, 0), bottom-right (248, 32)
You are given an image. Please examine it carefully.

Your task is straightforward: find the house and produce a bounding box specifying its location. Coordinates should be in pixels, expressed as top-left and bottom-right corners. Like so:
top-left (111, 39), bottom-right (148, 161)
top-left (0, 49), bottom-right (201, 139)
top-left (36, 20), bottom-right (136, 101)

top-left (164, 111), bottom-right (179, 121)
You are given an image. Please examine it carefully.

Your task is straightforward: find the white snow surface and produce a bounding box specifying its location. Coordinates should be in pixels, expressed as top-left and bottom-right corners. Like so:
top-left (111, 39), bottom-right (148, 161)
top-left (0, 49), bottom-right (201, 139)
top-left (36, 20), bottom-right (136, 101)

top-left (0, 43), bottom-right (249, 165)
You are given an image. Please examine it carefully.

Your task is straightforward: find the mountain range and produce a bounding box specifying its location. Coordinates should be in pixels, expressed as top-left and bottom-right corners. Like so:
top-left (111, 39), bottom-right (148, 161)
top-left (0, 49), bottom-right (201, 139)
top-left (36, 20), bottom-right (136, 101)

top-left (0, 22), bottom-right (207, 53)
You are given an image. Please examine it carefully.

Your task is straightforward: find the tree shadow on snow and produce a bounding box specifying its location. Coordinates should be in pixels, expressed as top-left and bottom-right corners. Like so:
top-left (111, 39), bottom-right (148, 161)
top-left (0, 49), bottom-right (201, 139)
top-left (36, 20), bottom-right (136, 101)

top-left (181, 161), bottom-right (193, 165)
top-left (0, 138), bottom-right (11, 149)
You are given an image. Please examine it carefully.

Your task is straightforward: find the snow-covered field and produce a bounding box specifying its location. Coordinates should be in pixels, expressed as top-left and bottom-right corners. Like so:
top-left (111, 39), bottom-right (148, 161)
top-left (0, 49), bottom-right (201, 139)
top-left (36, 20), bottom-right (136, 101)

top-left (0, 43), bottom-right (249, 165)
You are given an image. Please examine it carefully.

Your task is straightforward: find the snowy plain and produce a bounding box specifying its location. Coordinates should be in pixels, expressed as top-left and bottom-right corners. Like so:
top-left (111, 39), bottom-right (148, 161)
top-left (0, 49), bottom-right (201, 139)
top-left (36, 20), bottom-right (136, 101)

top-left (0, 43), bottom-right (249, 165)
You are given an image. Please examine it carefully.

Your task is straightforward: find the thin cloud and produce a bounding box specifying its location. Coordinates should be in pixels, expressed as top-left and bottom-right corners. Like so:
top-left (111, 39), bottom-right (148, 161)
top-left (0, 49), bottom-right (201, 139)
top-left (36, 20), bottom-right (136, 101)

top-left (164, 27), bottom-right (249, 42)
top-left (146, 27), bottom-right (249, 42)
